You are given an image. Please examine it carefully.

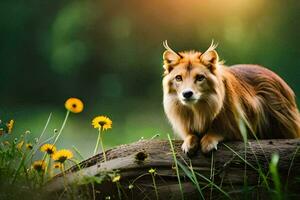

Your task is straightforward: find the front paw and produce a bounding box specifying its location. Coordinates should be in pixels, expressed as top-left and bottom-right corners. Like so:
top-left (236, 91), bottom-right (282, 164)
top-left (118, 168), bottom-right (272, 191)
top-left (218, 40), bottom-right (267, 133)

top-left (200, 134), bottom-right (220, 154)
top-left (181, 135), bottom-right (199, 157)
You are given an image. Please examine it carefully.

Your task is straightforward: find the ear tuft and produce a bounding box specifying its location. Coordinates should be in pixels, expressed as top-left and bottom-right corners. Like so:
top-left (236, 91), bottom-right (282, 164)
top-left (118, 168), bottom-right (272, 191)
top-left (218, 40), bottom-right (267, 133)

top-left (200, 50), bottom-right (219, 65)
top-left (200, 40), bottom-right (219, 69)
top-left (163, 50), bottom-right (180, 64)
top-left (162, 40), bottom-right (180, 73)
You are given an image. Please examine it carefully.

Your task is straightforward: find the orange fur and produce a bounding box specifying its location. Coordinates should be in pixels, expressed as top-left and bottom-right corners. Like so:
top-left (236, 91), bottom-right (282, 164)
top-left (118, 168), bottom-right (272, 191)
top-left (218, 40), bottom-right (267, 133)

top-left (162, 41), bottom-right (300, 154)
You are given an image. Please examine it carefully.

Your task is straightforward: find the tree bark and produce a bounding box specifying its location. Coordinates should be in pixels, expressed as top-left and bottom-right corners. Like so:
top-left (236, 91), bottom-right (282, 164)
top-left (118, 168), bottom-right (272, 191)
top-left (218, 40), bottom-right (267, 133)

top-left (45, 139), bottom-right (300, 199)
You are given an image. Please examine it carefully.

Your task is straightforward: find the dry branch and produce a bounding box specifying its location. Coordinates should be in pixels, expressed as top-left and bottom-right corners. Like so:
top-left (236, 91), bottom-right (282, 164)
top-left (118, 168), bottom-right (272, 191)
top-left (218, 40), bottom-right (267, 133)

top-left (45, 139), bottom-right (300, 199)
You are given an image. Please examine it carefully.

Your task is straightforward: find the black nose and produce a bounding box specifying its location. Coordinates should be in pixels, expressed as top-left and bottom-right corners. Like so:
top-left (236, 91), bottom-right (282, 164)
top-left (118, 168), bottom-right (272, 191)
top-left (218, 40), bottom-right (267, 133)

top-left (182, 91), bottom-right (193, 99)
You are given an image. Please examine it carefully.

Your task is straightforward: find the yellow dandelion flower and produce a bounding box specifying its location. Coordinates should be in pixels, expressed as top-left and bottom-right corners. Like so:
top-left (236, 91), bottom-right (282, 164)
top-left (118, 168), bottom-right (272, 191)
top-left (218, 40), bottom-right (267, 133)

top-left (16, 140), bottom-right (24, 150)
top-left (112, 175), bottom-right (121, 182)
top-left (26, 143), bottom-right (33, 150)
top-left (32, 160), bottom-right (46, 172)
top-left (40, 144), bottom-right (56, 155)
top-left (53, 162), bottom-right (62, 169)
top-left (52, 149), bottom-right (73, 163)
top-left (65, 98), bottom-right (84, 113)
top-left (92, 116), bottom-right (112, 131)
top-left (6, 119), bottom-right (14, 133)
top-left (148, 168), bottom-right (156, 174)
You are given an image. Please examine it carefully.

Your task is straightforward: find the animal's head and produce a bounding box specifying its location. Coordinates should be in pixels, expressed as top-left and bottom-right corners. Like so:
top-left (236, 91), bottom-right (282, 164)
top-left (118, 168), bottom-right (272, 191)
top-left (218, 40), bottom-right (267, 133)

top-left (162, 41), bottom-right (224, 107)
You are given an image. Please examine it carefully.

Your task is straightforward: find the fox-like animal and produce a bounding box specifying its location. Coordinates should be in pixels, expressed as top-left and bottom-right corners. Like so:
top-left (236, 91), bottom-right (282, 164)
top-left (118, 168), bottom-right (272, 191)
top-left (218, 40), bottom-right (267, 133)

top-left (162, 41), bottom-right (300, 155)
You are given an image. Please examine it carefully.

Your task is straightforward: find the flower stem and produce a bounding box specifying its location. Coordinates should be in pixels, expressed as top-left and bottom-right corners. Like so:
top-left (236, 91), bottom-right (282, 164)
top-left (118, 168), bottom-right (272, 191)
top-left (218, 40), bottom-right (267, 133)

top-left (11, 152), bottom-right (27, 184)
top-left (61, 164), bottom-right (68, 190)
top-left (99, 134), bottom-right (106, 162)
top-left (151, 174), bottom-right (159, 200)
top-left (116, 182), bottom-right (122, 200)
top-left (39, 112), bottom-right (52, 143)
top-left (53, 110), bottom-right (70, 145)
top-left (93, 128), bottom-right (101, 155)
top-left (26, 113), bottom-right (52, 165)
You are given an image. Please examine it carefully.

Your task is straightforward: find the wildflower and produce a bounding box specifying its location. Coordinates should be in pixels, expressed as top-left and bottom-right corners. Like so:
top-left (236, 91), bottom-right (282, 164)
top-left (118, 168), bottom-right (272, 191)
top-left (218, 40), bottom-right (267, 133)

top-left (40, 144), bottom-right (56, 156)
top-left (53, 162), bottom-right (62, 169)
top-left (32, 160), bottom-right (46, 172)
top-left (65, 98), bottom-right (84, 113)
top-left (52, 149), bottom-right (73, 163)
top-left (16, 140), bottom-right (24, 150)
top-left (92, 115), bottom-right (112, 158)
top-left (6, 119), bottom-right (14, 133)
top-left (52, 98), bottom-right (82, 146)
top-left (148, 168), bottom-right (156, 174)
top-left (3, 141), bottom-right (10, 146)
top-left (112, 175), bottom-right (121, 182)
top-left (92, 116), bottom-right (112, 131)
top-left (149, 168), bottom-right (159, 199)
top-left (26, 143), bottom-right (33, 150)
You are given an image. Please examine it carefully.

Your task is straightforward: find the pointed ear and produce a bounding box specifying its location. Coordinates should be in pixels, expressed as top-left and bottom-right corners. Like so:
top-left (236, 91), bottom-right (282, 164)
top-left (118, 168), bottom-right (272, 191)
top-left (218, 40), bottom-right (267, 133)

top-left (162, 40), bottom-right (181, 73)
top-left (163, 50), bottom-right (180, 64)
top-left (200, 41), bottom-right (219, 70)
top-left (200, 50), bottom-right (219, 65)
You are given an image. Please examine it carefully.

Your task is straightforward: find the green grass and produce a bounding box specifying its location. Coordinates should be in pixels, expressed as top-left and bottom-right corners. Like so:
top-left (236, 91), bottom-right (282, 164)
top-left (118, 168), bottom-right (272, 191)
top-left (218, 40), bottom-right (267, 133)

top-left (177, 160), bottom-right (205, 199)
top-left (167, 133), bottom-right (184, 199)
top-left (269, 153), bottom-right (282, 200)
top-left (9, 106), bottom-right (172, 158)
top-left (0, 108), bottom-right (85, 199)
top-left (1, 104), bottom-right (300, 199)
top-left (1, 127), bottom-right (298, 199)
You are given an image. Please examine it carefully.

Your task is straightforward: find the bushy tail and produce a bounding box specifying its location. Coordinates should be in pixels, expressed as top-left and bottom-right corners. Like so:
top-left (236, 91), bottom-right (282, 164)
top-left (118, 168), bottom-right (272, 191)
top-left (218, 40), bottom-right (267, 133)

top-left (257, 75), bottom-right (300, 138)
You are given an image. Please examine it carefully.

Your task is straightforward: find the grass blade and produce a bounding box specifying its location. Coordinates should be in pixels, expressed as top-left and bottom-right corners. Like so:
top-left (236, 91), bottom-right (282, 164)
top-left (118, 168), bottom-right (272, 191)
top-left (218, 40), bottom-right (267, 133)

top-left (167, 134), bottom-right (184, 200)
top-left (194, 171), bottom-right (231, 199)
top-left (177, 160), bottom-right (205, 199)
top-left (269, 153), bottom-right (282, 200)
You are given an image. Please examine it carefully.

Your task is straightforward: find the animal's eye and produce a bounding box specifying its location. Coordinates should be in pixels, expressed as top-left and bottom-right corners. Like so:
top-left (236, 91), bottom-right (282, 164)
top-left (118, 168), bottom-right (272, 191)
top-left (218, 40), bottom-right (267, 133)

top-left (175, 75), bottom-right (182, 82)
top-left (196, 74), bottom-right (205, 82)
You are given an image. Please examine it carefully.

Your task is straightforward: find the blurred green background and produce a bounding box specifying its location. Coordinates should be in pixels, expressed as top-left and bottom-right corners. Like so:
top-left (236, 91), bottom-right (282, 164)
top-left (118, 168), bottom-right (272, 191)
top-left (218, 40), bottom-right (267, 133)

top-left (1, 0), bottom-right (300, 158)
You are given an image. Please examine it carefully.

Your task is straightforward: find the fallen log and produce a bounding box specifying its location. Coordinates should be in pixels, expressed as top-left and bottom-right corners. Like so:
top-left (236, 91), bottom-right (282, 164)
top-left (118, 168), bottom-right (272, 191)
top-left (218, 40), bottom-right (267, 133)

top-left (45, 139), bottom-right (300, 199)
